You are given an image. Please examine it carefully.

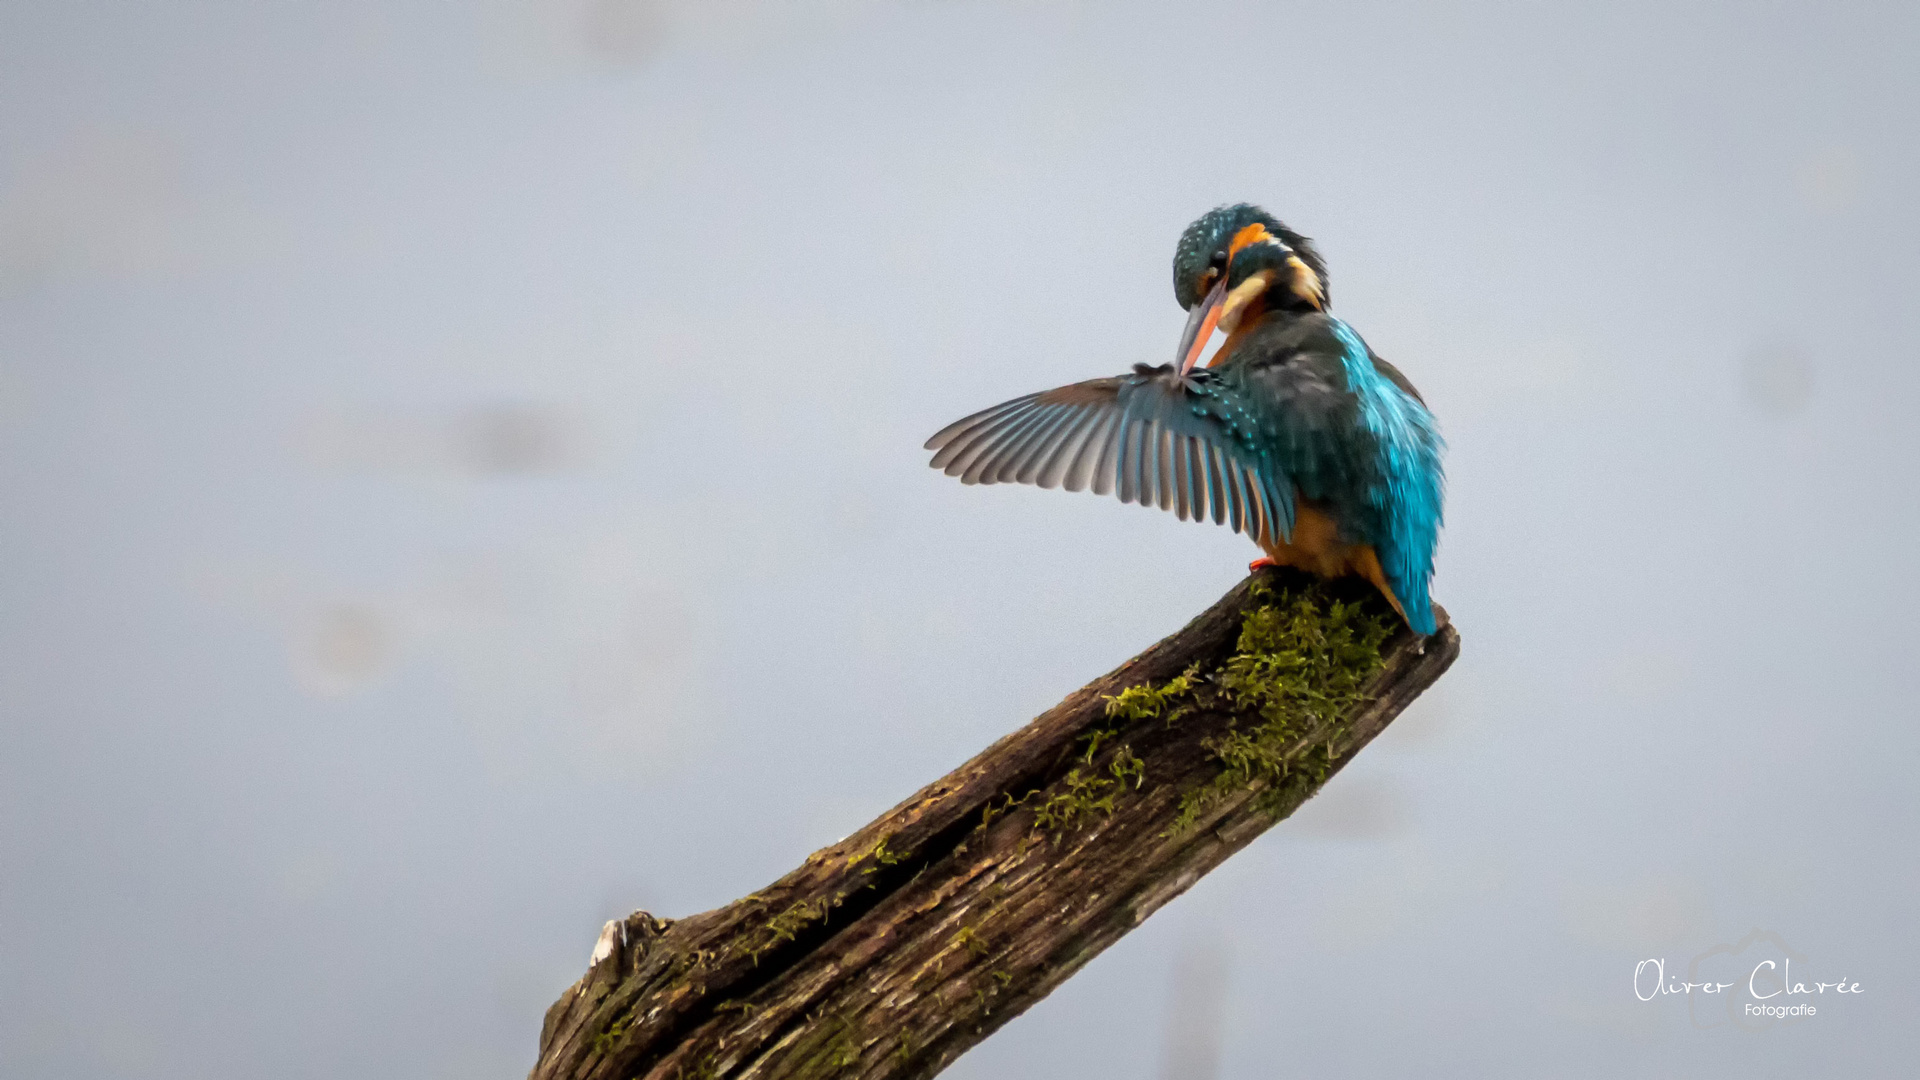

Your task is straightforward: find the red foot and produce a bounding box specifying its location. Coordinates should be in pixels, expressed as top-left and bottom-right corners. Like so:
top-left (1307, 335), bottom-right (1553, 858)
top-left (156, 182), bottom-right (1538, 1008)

top-left (1248, 557), bottom-right (1279, 572)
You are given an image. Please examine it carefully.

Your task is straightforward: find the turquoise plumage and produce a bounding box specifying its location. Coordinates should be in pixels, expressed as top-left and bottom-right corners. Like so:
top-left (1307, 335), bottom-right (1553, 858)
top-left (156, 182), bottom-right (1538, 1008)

top-left (1326, 318), bottom-right (1445, 634)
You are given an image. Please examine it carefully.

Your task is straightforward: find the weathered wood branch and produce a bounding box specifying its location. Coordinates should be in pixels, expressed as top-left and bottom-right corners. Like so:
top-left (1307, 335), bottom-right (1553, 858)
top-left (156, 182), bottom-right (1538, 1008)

top-left (532, 569), bottom-right (1459, 1080)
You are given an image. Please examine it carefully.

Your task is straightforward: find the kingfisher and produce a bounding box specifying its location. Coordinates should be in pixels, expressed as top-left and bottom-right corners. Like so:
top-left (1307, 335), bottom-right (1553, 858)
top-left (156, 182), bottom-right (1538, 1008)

top-left (924, 203), bottom-right (1445, 634)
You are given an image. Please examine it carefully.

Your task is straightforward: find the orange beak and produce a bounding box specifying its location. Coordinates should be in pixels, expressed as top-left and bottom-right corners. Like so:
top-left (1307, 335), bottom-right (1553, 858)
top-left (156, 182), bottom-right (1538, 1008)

top-left (1175, 273), bottom-right (1229, 376)
top-left (1179, 222), bottom-right (1288, 374)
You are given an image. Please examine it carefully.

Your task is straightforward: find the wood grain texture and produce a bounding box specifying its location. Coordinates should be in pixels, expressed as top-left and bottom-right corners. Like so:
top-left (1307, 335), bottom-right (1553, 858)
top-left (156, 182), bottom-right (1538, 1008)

top-left (531, 569), bottom-right (1459, 1080)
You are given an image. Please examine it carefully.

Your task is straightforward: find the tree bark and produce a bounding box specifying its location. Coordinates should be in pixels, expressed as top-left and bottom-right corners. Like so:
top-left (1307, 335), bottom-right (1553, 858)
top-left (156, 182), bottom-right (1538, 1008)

top-left (532, 569), bottom-right (1459, 1080)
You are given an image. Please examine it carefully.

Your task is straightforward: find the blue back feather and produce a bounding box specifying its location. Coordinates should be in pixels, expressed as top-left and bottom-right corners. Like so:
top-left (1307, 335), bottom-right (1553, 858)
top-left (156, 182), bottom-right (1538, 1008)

top-left (1329, 319), bottom-right (1445, 634)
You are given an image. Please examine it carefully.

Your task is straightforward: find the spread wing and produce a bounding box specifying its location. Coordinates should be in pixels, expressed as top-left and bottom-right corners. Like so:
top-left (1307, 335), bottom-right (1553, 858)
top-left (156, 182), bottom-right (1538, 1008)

top-left (924, 364), bottom-right (1295, 546)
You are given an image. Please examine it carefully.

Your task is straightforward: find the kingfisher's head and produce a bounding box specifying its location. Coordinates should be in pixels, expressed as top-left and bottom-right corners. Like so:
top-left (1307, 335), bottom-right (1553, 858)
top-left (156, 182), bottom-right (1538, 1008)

top-left (1172, 203), bottom-right (1328, 374)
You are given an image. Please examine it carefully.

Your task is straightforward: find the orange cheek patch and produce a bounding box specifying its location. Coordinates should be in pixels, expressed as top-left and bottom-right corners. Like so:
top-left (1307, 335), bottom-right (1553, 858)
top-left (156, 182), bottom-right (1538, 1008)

top-left (1227, 222), bottom-right (1271, 258)
top-left (1286, 256), bottom-right (1325, 308)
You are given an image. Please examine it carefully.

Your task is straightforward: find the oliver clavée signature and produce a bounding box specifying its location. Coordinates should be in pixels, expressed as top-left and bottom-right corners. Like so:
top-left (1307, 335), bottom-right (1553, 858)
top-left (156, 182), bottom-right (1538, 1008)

top-left (1634, 957), bottom-right (1864, 1002)
top-left (1633, 929), bottom-right (1865, 1026)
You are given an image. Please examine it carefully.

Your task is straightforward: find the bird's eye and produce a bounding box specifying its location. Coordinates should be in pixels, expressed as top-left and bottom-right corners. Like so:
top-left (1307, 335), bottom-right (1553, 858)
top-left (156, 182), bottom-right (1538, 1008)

top-left (1207, 250), bottom-right (1228, 270)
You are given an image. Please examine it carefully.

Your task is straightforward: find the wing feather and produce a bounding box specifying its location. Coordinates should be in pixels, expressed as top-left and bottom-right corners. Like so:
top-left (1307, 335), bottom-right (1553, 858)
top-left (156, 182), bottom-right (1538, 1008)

top-left (1242, 463), bottom-right (1270, 546)
top-left (929, 399), bottom-right (1041, 471)
top-left (1133, 418), bottom-right (1157, 509)
top-left (1202, 443), bottom-right (1227, 526)
top-left (925, 398), bottom-right (1026, 462)
top-left (936, 404), bottom-right (1030, 477)
top-left (1185, 436), bottom-right (1209, 523)
top-left (1089, 410), bottom-right (1121, 496)
top-left (987, 404), bottom-right (1069, 484)
top-left (1170, 434), bottom-right (1193, 521)
top-left (1029, 407), bottom-right (1099, 488)
top-left (1115, 417), bottom-right (1141, 505)
top-left (960, 404), bottom-right (1051, 484)
top-left (1067, 410), bottom-right (1116, 494)
top-left (1156, 427), bottom-right (1177, 514)
top-left (924, 366), bottom-right (1295, 545)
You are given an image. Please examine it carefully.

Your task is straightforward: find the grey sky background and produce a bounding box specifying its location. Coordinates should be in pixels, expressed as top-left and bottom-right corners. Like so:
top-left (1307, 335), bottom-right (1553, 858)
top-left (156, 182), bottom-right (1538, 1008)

top-left (2, 1), bottom-right (1916, 1077)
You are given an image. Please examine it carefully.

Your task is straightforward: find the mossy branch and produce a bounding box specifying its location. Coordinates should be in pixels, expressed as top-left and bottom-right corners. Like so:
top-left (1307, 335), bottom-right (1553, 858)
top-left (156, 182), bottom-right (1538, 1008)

top-left (531, 569), bottom-right (1458, 1080)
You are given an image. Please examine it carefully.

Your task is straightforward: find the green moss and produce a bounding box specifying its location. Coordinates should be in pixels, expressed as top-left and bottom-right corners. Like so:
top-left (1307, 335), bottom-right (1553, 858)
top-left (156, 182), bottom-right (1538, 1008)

top-left (951, 924), bottom-right (989, 956)
top-left (893, 1030), bottom-right (920, 1067)
top-left (981, 698), bottom-right (1159, 839)
top-left (733, 834), bottom-right (918, 963)
top-left (1103, 669), bottom-right (1198, 724)
top-left (1132, 579), bottom-right (1392, 833)
top-left (727, 895), bottom-right (839, 964)
top-left (1020, 682), bottom-right (1181, 835)
top-left (977, 579), bottom-right (1389, 849)
top-left (1030, 765), bottom-right (1119, 831)
top-left (590, 1014), bottom-right (631, 1056)
top-left (755, 897), bottom-right (832, 956)
top-left (858, 835), bottom-right (904, 872)
top-left (1108, 745), bottom-right (1145, 790)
